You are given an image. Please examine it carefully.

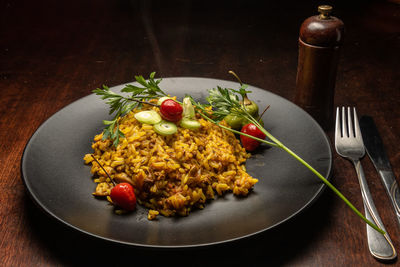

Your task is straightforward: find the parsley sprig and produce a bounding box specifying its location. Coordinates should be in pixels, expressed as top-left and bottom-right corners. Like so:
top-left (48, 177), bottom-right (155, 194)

top-left (93, 72), bottom-right (166, 146)
top-left (205, 85), bottom-right (248, 121)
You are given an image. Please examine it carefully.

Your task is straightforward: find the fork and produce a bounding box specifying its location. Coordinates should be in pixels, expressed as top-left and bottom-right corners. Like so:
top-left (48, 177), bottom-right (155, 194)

top-left (335, 107), bottom-right (396, 260)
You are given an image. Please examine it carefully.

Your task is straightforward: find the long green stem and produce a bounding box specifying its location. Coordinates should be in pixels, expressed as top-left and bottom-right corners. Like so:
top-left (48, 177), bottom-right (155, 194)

top-left (245, 115), bottom-right (385, 234)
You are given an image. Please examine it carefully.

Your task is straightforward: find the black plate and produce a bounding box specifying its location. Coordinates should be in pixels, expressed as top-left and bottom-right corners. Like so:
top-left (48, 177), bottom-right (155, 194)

top-left (21, 77), bottom-right (332, 248)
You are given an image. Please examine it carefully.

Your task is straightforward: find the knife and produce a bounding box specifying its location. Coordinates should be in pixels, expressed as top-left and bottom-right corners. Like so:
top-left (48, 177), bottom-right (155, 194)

top-left (360, 115), bottom-right (400, 227)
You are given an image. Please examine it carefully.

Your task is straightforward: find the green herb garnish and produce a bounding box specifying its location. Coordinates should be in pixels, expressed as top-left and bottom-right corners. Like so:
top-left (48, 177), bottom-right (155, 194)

top-left (92, 72), bottom-right (166, 146)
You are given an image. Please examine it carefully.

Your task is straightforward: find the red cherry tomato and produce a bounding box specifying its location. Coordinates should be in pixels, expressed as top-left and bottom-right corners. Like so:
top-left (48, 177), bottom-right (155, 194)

top-left (110, 183), bottom-right (136, 211)
top-left (159, 99), bottom-right (183, 122)
top-left (240, 123), bottom-right (266, 151)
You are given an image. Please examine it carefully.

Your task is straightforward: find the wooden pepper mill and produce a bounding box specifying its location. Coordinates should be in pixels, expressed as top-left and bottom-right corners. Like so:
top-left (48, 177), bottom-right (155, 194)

top-left (294, 5), bottom-right (344, 130)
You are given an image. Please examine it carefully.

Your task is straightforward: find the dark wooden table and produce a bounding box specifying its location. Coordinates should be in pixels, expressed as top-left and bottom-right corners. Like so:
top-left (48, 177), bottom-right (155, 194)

top-left (1, 0), bottom-right (399, 266)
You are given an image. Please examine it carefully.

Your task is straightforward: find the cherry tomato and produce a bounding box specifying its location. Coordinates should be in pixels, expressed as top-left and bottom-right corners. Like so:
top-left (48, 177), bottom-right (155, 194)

top-left (110, 183), bottom-right (136, 211)
top-left (159, 99), bottom-right (183, 122)
top-left (240, 123), bottom-right (266, 151)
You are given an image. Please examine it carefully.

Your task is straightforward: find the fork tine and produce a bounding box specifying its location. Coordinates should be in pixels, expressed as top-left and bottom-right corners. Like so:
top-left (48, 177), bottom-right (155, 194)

top-left (353, 108), bottom-right (363, 141)
top-left (335, 107), bottom-right (341, 139)
top-left (347, 107), bottom-right (354, 138)
top-left (341, 106), bottom-right (347, 137)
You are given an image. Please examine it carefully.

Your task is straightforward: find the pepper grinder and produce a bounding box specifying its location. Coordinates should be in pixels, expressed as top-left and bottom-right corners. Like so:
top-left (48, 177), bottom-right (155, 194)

top-left (294, 5), bottom-right (344, 130)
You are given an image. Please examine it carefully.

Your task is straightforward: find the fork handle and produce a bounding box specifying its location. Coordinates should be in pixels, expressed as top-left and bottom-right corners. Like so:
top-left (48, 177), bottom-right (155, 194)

top-left (353, 159), bottom-right (397, 260)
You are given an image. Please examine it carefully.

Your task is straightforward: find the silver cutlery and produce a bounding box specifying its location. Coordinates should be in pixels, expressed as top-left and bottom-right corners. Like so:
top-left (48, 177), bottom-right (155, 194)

top-left (360, 116), bottom-right (400, 228)
top-left (335, 107), bottom-right (396, 260)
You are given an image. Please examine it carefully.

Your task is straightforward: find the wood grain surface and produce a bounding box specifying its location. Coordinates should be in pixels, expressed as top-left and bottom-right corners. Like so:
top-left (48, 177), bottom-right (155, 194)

top-left (1, 0), bottom-right (399, 266)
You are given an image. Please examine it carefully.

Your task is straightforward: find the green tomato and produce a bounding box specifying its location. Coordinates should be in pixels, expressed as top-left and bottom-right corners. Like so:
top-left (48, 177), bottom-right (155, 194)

top-left (242, 100), bottom-right (259, 116)
top-left (224, 99), bottom-right (260, 130)
top-left (224, 114), bottom-right (245, 130)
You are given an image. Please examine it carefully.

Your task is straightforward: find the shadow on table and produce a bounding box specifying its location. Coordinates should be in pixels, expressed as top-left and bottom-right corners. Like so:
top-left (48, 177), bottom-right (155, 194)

top-left (24, 188), bottom-right (334, 266)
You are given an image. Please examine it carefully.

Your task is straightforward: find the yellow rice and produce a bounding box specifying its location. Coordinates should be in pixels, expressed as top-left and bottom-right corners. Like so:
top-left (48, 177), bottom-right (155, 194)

top-left (84, 103), bottom-right (258, 220)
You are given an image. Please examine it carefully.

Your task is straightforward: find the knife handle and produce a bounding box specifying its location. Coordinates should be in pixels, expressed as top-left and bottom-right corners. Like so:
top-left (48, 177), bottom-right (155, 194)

top-left (353, 160), bottom-right (397, 260)
top-left (379, 170), bottom-right (400, 226)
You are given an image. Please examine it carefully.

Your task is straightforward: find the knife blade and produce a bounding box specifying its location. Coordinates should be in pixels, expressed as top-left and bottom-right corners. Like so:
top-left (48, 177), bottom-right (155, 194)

top-left (360, 115), bottom-right (400, 227)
